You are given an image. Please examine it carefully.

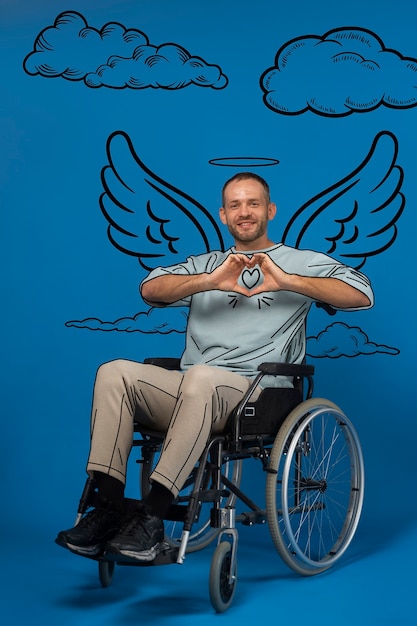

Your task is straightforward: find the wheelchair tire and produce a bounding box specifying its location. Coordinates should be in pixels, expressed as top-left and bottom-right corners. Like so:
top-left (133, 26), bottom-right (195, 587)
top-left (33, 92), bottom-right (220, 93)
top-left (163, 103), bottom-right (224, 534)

top-left (209, 541), bottom-right (237, 613)
top-left (98, 560), bottom-right (115, 588)
top-left (266, 398), bottom-right (365, 576)
top-left (140, 448), bottom-right (242, 552)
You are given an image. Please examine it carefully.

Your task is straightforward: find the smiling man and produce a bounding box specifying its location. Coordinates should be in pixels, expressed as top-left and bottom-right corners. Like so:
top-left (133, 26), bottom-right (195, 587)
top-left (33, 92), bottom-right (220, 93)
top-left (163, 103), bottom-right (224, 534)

top-left (56, 172), bottom-right (373, 564)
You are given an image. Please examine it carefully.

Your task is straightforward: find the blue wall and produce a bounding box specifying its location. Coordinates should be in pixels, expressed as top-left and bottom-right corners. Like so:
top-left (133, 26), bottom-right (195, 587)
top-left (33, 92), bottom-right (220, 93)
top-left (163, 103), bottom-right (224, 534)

top-left (1, 0), bottom-right (415, 623)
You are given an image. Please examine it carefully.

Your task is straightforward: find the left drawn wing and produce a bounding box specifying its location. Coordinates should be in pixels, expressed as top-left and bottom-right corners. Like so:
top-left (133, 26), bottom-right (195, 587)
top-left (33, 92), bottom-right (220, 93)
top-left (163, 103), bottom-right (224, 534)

top-left (282, 131), bottom-right (405, 269)
top-left (100, 131), bottom-right (225, 270)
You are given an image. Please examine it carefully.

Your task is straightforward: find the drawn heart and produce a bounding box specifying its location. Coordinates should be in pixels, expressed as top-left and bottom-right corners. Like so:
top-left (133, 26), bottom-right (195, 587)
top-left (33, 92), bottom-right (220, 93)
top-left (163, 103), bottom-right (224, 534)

top-left (241, 268), bottom-right (261, 290)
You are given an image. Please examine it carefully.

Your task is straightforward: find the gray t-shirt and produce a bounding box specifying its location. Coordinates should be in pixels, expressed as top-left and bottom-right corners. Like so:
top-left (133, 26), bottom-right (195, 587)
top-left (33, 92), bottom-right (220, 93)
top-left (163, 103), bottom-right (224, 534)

top-left (141, 244), bottom-right (374, 386)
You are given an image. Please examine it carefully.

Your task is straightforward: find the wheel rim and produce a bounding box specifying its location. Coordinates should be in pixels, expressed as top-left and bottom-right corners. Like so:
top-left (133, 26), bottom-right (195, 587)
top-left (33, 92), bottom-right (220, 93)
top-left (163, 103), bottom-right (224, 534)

top-left (267, 400), bottom-right (364, 574)
top-left (219, 553), bottom-right (234, 603)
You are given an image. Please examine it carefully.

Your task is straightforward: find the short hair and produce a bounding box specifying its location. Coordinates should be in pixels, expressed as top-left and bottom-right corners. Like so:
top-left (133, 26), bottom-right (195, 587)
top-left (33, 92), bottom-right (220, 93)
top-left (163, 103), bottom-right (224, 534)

top-left (221, 172), bottom-right (271, 205)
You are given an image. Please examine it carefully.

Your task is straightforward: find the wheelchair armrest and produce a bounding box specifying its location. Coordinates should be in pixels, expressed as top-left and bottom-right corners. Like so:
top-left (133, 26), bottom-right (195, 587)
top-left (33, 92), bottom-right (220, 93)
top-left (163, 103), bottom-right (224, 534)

top-left (142, 358), bottom-right (314, 377)
top-left (143, 357), bottom-right (181, 370)
top-left (258, 362), bottom-right (315, 378)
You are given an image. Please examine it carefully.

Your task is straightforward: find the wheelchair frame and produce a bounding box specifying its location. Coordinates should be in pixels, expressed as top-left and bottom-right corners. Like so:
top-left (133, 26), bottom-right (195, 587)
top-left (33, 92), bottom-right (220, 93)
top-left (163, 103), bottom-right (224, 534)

top-left (75, 358), bottom-right (365, 613)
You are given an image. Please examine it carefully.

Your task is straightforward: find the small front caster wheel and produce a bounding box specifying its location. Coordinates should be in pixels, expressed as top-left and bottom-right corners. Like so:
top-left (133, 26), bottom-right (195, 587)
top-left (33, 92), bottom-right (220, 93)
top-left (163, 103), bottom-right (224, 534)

top-left (98, 560), bottom-right (115, 588)
top-left (209, 541), bottom-right (237, 613)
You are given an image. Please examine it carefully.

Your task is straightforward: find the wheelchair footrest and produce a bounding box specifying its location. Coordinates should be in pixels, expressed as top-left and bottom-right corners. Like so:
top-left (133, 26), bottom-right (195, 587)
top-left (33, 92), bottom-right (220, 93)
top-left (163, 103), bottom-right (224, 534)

top-left (103, 541), bottom-right (179, 567)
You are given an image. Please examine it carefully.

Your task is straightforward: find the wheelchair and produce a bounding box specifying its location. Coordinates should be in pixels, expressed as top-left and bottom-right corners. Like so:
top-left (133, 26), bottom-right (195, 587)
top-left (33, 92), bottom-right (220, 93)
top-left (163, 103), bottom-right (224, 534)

top-left (75, 357), bottom-right (364, 613)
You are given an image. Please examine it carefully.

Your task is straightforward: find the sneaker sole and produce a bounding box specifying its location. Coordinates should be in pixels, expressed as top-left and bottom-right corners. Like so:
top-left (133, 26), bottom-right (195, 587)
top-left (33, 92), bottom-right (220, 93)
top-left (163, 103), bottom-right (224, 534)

top-left (55, 537), bottom-right (103, 557)
top-left (105, 542), bottom-right (162, 562)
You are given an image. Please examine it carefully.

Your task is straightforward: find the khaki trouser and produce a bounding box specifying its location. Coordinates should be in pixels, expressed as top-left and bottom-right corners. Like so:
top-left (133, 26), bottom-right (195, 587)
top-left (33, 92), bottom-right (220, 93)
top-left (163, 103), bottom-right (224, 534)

top-left (86, 360), bottom-right (259, 497)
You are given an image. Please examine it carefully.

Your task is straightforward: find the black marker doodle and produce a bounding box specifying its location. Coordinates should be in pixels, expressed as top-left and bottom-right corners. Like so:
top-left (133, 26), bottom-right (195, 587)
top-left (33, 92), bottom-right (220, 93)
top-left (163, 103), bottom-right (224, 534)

top-left (23, 11), bottom-right (228, 91)
top-left (261, 27), bottom-right (417, 117)
top-left (241, 268), bottom-right (261, 290)
top-left (307, 322), bottom-right (400, 358)
top-left (282, 131), bottom-right (405, 270)
top-left (100, 131), bottom-right (225, 270)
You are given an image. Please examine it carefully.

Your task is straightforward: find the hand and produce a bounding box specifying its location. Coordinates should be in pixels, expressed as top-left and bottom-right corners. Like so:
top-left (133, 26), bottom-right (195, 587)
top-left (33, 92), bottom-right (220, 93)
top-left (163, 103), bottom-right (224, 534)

top-left (207, 253), bottom-right (258, 296)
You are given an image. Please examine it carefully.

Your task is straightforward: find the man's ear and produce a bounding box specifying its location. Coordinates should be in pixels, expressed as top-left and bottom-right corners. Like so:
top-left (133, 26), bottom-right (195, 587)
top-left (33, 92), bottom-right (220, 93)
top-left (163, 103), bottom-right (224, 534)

top-left (219, 207), bottom-right (227, 224)
top-left (268, 202), bottom-right (277, 221)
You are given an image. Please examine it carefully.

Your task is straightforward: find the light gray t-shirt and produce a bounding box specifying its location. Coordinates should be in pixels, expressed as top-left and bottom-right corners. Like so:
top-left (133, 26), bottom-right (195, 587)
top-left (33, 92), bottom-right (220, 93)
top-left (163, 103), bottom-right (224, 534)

top-left (141, 244), bottom-right (374, 386)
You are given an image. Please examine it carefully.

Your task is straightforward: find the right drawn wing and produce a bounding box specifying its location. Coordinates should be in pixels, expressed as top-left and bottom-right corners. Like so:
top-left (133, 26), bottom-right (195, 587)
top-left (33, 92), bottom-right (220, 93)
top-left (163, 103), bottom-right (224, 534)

top-left (282, 131), bottom-right (405, 269)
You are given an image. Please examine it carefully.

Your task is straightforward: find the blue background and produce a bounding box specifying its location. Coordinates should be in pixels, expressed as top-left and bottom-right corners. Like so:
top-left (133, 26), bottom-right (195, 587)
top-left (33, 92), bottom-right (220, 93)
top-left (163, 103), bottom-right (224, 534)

top-left (1, 0), bottom-right (415, 623)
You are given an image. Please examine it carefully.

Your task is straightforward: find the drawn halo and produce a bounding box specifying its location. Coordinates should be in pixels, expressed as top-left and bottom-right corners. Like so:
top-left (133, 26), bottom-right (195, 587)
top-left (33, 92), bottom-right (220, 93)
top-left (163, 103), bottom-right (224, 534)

top-left (209, 156), bottom-right (279, 167)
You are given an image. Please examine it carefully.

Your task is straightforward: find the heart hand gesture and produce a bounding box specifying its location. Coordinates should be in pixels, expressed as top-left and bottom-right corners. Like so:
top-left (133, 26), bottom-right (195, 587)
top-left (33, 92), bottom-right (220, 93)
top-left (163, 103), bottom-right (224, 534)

top-left (208, 252), bottom-right (289, 297)
top-left (246, 253), bottom-right (290, 295)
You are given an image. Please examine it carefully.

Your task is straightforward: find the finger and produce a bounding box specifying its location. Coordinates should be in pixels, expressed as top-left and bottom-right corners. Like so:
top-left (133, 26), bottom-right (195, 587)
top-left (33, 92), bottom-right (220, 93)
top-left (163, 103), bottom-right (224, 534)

top-left (233, 253), bottom-right (252, 266)
top-left (251, 252), bottom-right (266, 262)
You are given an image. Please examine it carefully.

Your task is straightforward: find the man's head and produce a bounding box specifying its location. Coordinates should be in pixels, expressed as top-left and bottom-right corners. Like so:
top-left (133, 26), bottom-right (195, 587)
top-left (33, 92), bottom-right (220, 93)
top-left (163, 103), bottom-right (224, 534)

top-left (220, 172), bottom-right (276, 251)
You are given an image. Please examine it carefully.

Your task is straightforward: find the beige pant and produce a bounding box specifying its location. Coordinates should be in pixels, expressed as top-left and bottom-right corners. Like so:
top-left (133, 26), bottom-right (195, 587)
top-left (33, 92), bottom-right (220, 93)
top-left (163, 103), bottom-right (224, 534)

top-left (86, 360), bottom-right (259, 497)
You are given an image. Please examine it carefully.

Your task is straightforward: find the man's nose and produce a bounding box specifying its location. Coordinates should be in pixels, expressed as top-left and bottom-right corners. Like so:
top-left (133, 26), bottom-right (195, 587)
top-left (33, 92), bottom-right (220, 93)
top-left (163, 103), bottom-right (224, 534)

top-left (238, 204), bottom-right (252, 216)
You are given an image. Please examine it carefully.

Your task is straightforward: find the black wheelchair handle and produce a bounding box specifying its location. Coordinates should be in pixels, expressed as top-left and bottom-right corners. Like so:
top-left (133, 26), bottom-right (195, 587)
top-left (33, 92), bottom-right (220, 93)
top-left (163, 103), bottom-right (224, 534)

top-left (258, 362), bottom-right (315, 377)
top-left (143, 357), bottom-right (181, 370)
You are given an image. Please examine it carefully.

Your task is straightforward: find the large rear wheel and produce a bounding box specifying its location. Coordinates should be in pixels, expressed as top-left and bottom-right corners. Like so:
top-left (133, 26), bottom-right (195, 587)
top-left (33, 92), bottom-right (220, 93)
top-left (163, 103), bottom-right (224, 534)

top-left (266, 398), bottom-right (364, 576)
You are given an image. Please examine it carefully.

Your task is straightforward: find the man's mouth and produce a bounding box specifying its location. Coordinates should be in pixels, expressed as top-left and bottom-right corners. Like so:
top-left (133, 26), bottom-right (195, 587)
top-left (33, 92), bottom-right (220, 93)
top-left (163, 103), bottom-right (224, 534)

top-left (238, 221), bottom-right (256, 229)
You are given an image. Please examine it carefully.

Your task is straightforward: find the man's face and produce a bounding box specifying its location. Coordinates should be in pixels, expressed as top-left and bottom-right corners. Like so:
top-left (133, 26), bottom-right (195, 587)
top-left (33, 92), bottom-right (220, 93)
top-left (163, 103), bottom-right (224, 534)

top-left (220, 178), bottom-right (276, 250)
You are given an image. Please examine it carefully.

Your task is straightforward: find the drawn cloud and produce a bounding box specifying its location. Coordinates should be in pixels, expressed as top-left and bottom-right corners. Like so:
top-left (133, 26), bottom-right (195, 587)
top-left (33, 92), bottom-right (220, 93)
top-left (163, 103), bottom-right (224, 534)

top-left (23, 11), bottom-right (228, 90)
top-left (65, 307), bottom-right (188, 334)
top-left (307, 322), bottom-right (399, 358)
top-left (261, 27), bottom-right (417, 116)
top-left (66, 313), bottom-right (398, 361)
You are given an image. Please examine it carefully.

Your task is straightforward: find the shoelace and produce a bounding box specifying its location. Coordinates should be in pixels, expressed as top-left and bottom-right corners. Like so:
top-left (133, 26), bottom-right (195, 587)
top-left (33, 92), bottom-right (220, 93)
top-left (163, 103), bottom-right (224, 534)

top-left (119, 511), bottom-right (150, 538)
top-left (78, 508), bottom-right (107, 529)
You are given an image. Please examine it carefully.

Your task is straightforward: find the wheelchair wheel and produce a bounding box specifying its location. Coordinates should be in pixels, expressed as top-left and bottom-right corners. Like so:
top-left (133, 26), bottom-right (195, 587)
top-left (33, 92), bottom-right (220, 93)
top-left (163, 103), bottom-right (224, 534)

top-left (209, 541), bottom-right (237, 613)
top-left (266, 398), bottom-right (364, 576)
top-left (140, 447), bottom-right (242, 552)
top-left (98, 560), bottom-right (115, 587)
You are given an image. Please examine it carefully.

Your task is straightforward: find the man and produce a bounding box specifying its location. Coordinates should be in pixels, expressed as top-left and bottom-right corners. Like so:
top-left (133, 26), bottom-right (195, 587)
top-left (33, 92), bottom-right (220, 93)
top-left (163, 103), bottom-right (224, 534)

top-left (56, 172), bottom-right (373, 562)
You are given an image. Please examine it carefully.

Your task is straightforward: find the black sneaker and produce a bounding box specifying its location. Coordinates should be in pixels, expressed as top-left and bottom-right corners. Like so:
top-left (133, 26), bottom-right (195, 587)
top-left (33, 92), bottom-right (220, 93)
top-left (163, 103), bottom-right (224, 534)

top-left (104, 505), bottom-right (164, 562)
top-left (55, 507), bottom-right (123, 557)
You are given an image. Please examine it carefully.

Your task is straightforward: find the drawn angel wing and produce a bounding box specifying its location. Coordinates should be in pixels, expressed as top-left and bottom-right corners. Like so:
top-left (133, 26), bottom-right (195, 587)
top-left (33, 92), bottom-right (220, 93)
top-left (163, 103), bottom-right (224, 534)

top-left (100, 131), bottom-right (225, 270)
top-left (281, 131), bottom-right (405, 269)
